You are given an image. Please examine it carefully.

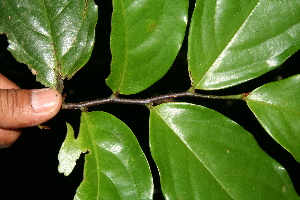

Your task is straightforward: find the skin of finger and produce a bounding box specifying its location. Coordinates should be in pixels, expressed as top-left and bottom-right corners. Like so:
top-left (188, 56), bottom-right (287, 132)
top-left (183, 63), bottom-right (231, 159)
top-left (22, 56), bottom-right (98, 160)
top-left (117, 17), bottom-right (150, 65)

top-left (0, 89), bottom-right (62, 129)
top-left (0, 74), bottom-right (22, 147)
top-left (0, 128), bottom-right (21, 148)
top-left (0, 74), bottom-right (20, 89)
top-left (0, 74), bottom-right (63, 148)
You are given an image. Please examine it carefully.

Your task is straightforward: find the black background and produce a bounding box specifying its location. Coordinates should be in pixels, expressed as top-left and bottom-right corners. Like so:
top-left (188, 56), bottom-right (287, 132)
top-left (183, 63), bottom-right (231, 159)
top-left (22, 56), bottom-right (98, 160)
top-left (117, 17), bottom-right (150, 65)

top-left (0, 1), bottom-right (300, 199)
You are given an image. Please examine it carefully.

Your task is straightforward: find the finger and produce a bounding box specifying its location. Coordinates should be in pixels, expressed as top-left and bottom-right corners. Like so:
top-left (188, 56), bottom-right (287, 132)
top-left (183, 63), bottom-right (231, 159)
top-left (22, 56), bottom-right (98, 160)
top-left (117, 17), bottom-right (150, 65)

top-left (0, 74), bottom-right (62, 148)
top-left (0, 88), bottom-right (62, 129)
top-left (0, 73), bottom-right (20, 89)
top-left (0, 129), bottom-right (21, 148)
top-left (0, 74), bottom-right (21, 148)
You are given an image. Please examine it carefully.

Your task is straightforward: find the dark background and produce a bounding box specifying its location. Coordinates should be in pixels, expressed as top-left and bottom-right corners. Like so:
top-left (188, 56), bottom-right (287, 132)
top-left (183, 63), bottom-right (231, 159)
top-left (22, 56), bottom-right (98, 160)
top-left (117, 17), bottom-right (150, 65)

top-left (1, 1), bottom-right (300, 199)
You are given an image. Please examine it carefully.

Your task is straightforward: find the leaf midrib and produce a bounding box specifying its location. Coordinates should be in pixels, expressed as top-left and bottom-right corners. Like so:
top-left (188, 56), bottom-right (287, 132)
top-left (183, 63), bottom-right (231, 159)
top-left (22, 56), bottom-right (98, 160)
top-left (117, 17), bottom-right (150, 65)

top-left (194, 0), bottom-right (263, 89)
top-left (82, 113), bottom-right (102, 199)
top-left (152, 107), bottom-right (235, 199)
top-left (42, 0), bottom-right (62, 90)
top-left (115, 0), bottom-right (129, 93)
top-left (247, 99), bottom-right (300, 114)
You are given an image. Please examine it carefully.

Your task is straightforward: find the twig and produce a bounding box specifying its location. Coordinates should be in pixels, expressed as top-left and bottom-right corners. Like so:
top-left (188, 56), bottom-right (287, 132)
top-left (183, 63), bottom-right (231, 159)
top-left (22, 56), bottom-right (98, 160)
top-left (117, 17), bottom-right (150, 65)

top-left (62, 92), bottom-right (246, 109)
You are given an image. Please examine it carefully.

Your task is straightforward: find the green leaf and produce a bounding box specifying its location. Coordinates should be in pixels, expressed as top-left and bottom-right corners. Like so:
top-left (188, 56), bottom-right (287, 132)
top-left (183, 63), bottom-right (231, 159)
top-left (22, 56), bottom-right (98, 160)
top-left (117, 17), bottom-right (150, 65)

top-left (246, 75), bottom-right (300, 162)
top-left (0, 0), bottom-right (98, 92)
top-left (58, 112), bottom-right (153, 199)
top-left (150, 103), bottom-right (299, 199)
top-left (188, 0), bottom-right (300, 90)
top-left (58, 123), bottom-right (83, 176)
top-left (106, 0), bottom-right (188, 95)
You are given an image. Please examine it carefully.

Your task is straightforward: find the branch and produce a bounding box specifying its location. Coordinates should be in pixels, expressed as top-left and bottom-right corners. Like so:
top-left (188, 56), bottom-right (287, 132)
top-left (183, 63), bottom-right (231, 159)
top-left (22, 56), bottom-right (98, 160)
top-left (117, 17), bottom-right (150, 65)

top-left (62, 92), bottom-right (247, 110)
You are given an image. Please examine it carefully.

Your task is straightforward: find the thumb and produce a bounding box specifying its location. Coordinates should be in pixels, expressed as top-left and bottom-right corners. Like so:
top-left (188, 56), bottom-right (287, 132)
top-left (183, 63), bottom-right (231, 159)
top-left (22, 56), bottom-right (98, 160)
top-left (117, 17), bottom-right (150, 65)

top-left (0, 88), bottom-right (62, 129)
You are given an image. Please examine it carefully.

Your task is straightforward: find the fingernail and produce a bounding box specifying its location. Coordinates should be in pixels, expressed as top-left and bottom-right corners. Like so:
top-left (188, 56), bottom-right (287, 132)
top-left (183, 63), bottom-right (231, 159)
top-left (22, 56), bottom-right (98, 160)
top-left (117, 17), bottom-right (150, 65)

top-left (31, 89), bottom-right (59, 112)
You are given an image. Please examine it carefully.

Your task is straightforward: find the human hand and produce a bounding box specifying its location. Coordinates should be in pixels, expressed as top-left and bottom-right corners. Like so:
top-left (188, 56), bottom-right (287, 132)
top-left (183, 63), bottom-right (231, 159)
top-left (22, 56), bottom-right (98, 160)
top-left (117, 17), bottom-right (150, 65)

top-left (0, 74), bottom-right (62, 148)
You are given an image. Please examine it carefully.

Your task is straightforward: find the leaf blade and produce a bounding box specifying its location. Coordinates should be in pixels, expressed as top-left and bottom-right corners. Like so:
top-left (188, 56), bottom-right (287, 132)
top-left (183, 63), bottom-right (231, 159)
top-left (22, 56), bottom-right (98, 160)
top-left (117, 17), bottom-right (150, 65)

top-left (106, 0), bottom-right (188, 94)
top-left (0, 0), bottom-right (98, 91)
top-left (58, 111), bottom-right (153, 199)
top-left (246, 74), bottom-right (300, 162)
top-left (150, 103), bottom-right (299, 199)
top-left (188, 0), bottom-right (300, 90)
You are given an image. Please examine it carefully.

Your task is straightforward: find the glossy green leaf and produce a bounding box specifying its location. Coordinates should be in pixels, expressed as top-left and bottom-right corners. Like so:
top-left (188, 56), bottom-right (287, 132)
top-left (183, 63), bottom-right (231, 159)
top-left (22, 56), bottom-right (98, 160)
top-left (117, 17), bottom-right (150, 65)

top-left (58, 112), bottom-right (153, 199)
top-left (246, 75), bottom-right (300, 162)
top-left (106, 0), bottom-right (188, 95)
top-left (188, 0), bottom-right (300, 90)
top-left (150, 103), bottom-right (299, 199)
top-left (0, 0), bottom-right (98, 92)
